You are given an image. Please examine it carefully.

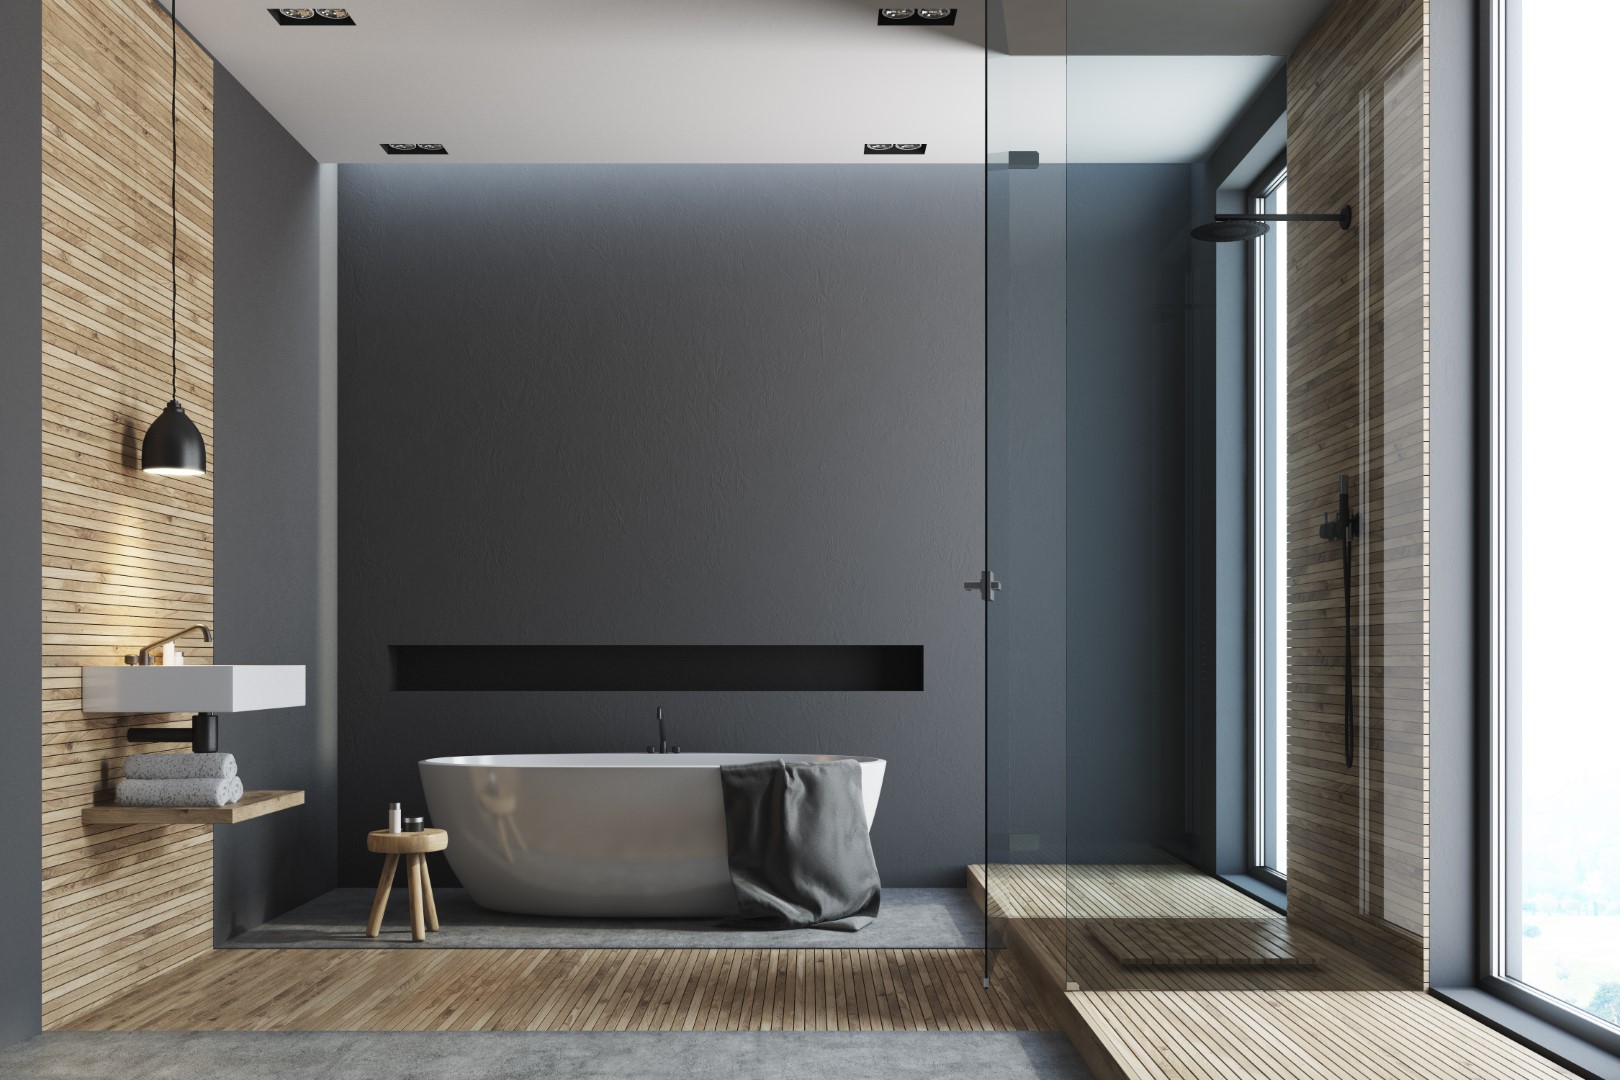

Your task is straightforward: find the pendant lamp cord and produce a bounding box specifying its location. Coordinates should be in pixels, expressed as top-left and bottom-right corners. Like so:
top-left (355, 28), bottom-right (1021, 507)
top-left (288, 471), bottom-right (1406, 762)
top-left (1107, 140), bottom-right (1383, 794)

top-left (169, 0), bottom-right (179, 401)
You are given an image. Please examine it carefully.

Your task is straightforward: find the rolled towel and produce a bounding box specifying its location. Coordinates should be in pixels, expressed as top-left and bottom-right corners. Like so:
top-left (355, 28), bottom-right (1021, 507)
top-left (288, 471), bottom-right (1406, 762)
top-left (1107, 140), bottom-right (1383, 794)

top-left (116, 776), bottom-right (244, 808)
top-left (124, 752), bottom-right (237, 781)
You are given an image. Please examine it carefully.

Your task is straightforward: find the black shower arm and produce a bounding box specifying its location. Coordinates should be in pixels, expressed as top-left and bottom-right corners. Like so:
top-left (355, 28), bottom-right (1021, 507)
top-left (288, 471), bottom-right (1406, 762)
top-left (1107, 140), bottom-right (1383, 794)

top-left (1216, 205), bottom-right (1353, 229)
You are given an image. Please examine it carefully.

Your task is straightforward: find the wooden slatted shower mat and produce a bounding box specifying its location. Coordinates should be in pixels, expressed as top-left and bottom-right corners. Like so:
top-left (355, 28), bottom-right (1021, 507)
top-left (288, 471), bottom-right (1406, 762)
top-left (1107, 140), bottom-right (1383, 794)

top-left (66, 948), bottom-right (1053, 1032)
top-left (1088, 919), bottom-right (1317, 968)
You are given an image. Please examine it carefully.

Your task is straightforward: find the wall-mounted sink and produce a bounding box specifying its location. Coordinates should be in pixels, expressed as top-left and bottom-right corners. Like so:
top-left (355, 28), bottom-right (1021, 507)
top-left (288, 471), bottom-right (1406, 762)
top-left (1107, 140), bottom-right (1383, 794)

top-left (82, 665), bottom-right (306, 715)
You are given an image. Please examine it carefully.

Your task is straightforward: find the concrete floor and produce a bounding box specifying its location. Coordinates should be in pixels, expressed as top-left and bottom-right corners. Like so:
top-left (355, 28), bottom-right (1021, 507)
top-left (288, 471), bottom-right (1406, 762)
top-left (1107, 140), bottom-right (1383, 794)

top-left (225, 887), bottom-right (985, 950)
top-left (0, 1031), bottom-right (1092, 1079)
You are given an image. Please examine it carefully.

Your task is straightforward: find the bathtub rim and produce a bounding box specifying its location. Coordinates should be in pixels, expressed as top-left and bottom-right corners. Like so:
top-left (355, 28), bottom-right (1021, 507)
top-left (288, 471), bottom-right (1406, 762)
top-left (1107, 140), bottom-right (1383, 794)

top-left (419, 752), bottom-right (884, 769)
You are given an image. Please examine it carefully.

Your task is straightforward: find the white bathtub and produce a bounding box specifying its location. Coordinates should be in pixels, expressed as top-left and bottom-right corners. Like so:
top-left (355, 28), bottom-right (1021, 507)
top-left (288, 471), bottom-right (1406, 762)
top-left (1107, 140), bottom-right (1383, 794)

top-left (419, 753), bottom-right (886, 917)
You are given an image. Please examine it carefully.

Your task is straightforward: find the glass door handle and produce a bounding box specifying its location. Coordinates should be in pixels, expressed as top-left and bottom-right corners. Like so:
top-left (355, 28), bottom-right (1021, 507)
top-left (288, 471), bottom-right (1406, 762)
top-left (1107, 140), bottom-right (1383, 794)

top-left (964, 570), bottom-right (1002, 601)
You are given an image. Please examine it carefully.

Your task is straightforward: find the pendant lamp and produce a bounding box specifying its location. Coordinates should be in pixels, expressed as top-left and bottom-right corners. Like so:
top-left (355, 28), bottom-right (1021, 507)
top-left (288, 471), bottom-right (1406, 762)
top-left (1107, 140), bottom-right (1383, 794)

top-left (141, 0), bottom-right (206, 477)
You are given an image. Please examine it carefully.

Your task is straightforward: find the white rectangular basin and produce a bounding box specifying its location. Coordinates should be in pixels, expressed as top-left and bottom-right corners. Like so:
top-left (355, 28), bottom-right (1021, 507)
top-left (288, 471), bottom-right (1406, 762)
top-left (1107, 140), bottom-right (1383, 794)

top-left (82, 665), bottom-right (306, 715)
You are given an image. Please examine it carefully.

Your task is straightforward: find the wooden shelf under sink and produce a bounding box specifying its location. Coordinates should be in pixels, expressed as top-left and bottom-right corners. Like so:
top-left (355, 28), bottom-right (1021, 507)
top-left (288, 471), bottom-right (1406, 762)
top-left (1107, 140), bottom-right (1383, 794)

top-left (81, 789), bottom-right (305, 826)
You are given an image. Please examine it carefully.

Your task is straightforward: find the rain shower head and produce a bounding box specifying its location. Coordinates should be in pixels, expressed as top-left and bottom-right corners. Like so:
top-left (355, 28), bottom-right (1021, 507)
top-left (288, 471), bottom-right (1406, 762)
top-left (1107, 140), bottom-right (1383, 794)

top-left (1190, 203), bottom-right (1353, 243)
top-left (1192, 219), bottom-right (1271, 243)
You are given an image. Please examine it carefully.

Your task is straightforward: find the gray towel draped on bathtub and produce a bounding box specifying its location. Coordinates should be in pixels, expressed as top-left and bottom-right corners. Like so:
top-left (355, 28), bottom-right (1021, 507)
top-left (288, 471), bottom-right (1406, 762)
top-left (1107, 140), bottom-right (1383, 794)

top-left (718, 758), bottom-right (881, 931)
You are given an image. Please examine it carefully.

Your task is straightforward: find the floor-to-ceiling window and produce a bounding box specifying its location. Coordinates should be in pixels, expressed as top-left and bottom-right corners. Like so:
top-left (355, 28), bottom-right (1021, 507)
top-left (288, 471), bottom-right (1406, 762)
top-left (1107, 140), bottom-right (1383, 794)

top-left (1491, 0), bottom-right (1620, 1046)
top-left (1252, 158), bottom-right (1289, 886)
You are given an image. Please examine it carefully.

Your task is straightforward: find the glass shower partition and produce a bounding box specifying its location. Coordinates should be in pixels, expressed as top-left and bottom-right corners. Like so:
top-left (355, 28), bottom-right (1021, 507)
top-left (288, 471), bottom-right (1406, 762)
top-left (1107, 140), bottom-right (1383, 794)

top-left (983, 0), bottom-right (1431, 997)
top-left (983, 0), bottom-right (1073, 990)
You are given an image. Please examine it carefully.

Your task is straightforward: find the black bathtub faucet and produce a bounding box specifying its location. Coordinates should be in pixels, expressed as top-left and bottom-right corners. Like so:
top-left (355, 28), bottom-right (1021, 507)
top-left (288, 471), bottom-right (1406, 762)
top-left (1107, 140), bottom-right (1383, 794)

top-left (646, 706), bottom-right (681, 754)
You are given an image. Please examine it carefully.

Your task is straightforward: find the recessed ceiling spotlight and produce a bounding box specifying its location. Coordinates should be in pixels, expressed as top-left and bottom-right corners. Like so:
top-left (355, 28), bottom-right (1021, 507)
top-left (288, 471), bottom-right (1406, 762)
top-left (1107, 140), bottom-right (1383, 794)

top-left (381, 143), bottom-right (449, 155)
top-left (269, 6), bottom-right (355, 24)
top-left (865, 143), bottom-right (926, 155)
top-left (878, 7), bottom-right (956, 24)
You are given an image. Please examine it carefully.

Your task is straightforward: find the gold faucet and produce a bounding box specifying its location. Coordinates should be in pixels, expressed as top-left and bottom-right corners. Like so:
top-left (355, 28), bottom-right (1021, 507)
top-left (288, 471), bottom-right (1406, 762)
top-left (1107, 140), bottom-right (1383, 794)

top-left (126, 625), bottom-right (213, 666)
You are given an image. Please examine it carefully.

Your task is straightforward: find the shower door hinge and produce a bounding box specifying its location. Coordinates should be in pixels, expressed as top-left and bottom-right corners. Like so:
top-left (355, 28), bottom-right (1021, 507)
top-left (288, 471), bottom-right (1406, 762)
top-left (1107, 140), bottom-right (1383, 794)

top-left (964, 570), bottom-right (1002, 601)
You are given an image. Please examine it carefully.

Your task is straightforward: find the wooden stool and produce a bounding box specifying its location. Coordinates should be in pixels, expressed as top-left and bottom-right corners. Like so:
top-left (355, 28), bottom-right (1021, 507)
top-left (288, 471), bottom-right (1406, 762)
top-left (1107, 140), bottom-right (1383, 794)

top-left (366, 828), bottom-right (448, 942)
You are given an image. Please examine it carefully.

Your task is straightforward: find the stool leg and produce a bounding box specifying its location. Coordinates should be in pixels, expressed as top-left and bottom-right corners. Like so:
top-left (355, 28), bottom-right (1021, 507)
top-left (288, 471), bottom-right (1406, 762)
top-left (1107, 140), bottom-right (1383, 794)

top-left (367, 853), bottom-right (398, 938)
top-left (408, 853), bottom-right (426, 942)
top-left (420, 854), bottom-right (440, 932)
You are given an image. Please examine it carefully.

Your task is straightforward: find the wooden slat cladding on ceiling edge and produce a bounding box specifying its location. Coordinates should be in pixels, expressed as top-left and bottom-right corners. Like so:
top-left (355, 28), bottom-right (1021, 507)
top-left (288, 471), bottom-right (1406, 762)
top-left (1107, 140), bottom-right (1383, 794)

top-left (41, 0), bottom-right (215, 1029)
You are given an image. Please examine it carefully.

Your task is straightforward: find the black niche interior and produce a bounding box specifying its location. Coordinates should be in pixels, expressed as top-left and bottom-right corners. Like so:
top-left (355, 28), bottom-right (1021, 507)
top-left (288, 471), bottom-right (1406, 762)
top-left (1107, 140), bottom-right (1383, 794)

top-left (389, 645), bottom-right (925, 692)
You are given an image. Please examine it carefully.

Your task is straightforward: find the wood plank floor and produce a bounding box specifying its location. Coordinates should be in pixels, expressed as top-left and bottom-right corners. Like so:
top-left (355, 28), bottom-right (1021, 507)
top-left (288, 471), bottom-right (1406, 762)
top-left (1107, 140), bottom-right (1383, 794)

top-left (1067, 991), bottom-right (1580, 1080)
top-left (67, 948), bottom-right (1054, 1033)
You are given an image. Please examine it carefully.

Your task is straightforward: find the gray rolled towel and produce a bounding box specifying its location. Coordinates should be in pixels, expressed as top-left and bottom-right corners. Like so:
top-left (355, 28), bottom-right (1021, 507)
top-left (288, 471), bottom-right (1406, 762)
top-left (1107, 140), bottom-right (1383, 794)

top-left (116, 776), bottom-right (244, 807)
top-left (123, 752), bottom-right (237, 781)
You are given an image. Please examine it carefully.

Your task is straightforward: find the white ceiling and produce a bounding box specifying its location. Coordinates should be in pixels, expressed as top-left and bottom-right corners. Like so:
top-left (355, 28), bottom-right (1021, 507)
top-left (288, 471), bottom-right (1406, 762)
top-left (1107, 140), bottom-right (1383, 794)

top-left (1003, 0), bottom-right (1335, 55)
top-left (991, 54), bottom-right (1282, 163)
top-left (182, 1), bottom-right (987, 164)
top-left (177, 1), bottom-right (1328, 165)
top-left (1067, 55), bottom-right (1283, 162)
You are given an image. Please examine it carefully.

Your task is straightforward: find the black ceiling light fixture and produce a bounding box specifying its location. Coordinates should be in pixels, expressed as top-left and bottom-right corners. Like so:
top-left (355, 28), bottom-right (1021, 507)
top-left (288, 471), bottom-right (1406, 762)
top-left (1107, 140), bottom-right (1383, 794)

top-left (878, 8), bottom-right (957, 25)
top-left (381, 143), bottom-right (448, 155)
top-left (269, 7), bottom-right (355, 25)
top-left (141, 0), bottom-right (206, 477)
top-left (865, 143), bottom-right (927, 155)
top-left (1190, 204), bottom-right (1353, 243)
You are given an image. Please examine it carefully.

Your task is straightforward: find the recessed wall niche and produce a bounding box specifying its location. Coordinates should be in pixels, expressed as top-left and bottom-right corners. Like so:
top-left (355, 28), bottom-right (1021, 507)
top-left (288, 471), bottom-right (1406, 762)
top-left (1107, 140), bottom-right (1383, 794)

top-left (389, 645), bottom-right (925, 692)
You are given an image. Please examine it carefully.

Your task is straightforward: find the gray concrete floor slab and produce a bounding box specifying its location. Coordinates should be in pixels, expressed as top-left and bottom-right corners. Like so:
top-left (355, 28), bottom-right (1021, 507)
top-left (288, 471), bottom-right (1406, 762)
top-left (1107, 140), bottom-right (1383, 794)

top-left (224, 887), bottom-right (985, 949)
top-left (0, 1031), bottom-right (1092, 1080)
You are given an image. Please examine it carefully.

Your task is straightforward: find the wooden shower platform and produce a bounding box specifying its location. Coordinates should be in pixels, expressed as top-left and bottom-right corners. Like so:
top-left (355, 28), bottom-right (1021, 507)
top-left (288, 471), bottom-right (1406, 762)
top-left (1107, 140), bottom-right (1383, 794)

top-left (970, 865), bottom-right (1579, 1079)
top-left (966, 863), bottom-right (1399, 992)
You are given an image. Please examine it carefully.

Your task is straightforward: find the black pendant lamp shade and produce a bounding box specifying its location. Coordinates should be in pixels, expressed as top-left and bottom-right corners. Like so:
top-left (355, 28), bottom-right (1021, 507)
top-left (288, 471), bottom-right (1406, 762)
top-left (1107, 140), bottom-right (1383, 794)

top-left (140, 0), bottom-right (206, 478)
top-left (142, 400), bottom-right (206, 475)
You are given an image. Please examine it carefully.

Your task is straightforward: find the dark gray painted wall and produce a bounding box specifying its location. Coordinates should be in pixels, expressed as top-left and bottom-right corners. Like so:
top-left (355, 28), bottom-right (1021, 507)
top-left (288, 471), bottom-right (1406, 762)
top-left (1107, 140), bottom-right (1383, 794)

top-left (337, 165), bottom-right (985, 888)
top-left (986, 161), bottom-right (1068, 867)
top-left (0, 0), bottom-right (43, 1050)
top-left (213, 66), bottom-right (339, 940)
top-left (1067, 164), bottom-right (1193, 863)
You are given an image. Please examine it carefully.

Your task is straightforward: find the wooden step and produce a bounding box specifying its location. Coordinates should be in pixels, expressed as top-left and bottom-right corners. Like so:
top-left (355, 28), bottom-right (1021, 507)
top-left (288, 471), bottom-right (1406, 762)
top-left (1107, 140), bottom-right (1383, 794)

top-left (1066, 989), bottom-right (1580, 1080)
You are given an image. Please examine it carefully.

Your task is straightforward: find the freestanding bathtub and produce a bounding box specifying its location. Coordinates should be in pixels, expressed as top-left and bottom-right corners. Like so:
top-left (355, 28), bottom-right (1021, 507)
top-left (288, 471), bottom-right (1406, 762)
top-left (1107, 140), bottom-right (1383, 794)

top-left (419, 753), bottom-right (886, 917)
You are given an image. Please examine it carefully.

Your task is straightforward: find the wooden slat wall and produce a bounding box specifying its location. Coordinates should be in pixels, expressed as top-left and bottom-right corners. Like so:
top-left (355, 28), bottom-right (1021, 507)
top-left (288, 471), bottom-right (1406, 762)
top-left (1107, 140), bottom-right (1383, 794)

top-left (1286, 0), bottom-right (1429, 986)
top-left (40, 0), bottom-right (214, 1029)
